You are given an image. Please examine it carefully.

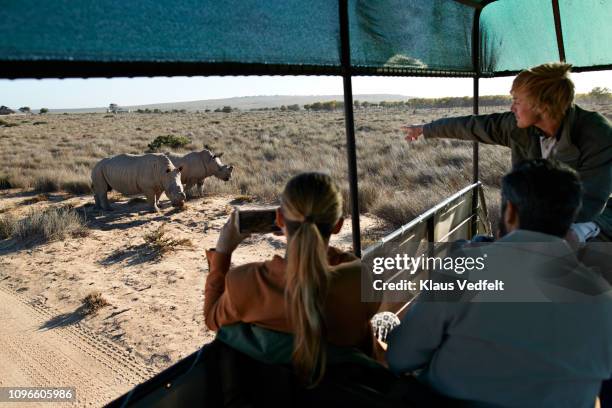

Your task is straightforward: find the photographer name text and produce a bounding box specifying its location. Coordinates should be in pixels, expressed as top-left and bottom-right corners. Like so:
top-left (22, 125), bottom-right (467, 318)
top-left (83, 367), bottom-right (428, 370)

top-left (373, 279), bottom-right (505, 292)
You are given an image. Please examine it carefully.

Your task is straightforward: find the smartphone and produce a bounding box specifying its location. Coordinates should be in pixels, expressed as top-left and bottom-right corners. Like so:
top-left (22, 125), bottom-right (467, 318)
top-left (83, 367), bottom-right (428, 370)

top-left (238, 208), bottom-right (281, 234)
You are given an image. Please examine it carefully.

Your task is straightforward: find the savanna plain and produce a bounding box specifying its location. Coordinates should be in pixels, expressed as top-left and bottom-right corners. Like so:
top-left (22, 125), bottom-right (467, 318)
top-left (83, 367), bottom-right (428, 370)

top-left (1, 102), bottom-right (610, 404)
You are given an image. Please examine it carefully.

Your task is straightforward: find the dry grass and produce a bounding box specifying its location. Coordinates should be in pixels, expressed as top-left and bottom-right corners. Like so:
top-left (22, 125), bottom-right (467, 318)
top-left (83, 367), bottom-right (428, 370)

top-left (8, 207), bottom-right (88, 244)
top-left (1, 103), bottom-right (608, 233)
top-left (81, 291), bottom-right (110, 315)
top-left (143, 224), bottom-right (193, 259)
top-left (0, 213), bottom-right (16, 239)
top-left (21, 193), bottom-right (50, 205)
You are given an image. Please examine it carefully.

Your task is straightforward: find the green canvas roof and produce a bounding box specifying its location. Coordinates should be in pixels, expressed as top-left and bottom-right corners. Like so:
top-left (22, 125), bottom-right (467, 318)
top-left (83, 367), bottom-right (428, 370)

top-left (1, 0), bottom-right (610, 79)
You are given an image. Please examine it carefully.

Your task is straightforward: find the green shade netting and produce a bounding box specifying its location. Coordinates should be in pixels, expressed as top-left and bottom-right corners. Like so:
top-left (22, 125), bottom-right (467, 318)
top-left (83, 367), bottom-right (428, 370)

top-left (0, 0), bottom-right (610, 77)
top-left (479, 0), bottom-right (560, 73)
top-left (349, 0), bottom-right (474, 73)
top-left (0, 0), bottom-right (340, 66)
top-left (560, 0), bottom-right (612, 68)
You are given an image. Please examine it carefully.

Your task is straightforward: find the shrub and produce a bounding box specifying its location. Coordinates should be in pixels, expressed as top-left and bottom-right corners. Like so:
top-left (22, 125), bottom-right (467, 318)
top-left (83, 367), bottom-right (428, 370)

top-left (12, 206), bottom-right (88, 244)
top-left (0, 176), bottom-right (12, 190)
top-left (39, 108), bottom-right (49, 114)
top-left (147, 134), bottom-right (191, 151)
top-left (0, 119), bottom-right (18, 127)
top-left (61, 180), bottom-right (92, 195)
top-left (0, 213), bottom-right (17, 239)
top-left (33, 176), bottom-right (60, 193)
top-left (81, 292), bottom-right (110, 315)
top-left (143, 224), bottom-right (193, 259)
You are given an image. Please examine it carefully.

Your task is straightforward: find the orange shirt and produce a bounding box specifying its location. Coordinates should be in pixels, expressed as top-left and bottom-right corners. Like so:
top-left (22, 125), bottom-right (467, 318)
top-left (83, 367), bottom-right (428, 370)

top-left (204, 247), bottom-right (380, 356)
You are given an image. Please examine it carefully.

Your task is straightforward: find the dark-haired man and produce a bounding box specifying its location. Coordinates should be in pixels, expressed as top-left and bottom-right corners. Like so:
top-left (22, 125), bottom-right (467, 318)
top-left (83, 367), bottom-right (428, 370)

top-left (386, 159), bottom-right (612, 408)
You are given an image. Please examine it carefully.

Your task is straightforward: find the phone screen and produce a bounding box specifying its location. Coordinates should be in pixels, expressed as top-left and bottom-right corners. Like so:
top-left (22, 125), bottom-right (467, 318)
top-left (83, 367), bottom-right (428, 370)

top-left (238, 208), bottom-right (281, 234)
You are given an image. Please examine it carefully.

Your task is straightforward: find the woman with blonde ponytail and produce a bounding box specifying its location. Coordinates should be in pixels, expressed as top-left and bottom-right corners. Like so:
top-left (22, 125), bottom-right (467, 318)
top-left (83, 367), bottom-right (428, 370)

top-left (402, 62), bottom-right (612, 242)
top-left (204, 172), bottom-right (380, 386)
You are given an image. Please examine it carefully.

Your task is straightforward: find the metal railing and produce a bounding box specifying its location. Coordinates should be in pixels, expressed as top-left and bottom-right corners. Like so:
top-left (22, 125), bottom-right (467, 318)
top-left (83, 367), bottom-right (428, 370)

top-left (362, 182), bottom-right (491, 314)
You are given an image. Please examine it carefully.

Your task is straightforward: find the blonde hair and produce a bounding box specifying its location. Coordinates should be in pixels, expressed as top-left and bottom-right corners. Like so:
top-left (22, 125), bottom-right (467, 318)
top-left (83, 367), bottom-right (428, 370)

top-left (281, 172), bottom-right (342, 386)
top-left (511, 62), bottom-right (575, 122)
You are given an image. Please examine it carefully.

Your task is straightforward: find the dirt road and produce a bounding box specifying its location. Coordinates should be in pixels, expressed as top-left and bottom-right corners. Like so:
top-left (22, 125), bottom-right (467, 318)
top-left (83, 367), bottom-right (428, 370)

top-left (0, 284), bottom-right (155, 407)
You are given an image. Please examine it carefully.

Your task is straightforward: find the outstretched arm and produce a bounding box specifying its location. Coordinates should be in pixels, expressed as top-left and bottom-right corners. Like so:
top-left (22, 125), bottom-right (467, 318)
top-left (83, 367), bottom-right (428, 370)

top-left (403, 112), bottom-right (516, 148)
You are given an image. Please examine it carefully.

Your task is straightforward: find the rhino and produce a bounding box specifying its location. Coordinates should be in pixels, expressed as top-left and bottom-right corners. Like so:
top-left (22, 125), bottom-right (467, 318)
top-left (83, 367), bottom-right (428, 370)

top-left (91, 153), bottom-right (186, 212)
top-left (165, 147), bottom-right (233, 197)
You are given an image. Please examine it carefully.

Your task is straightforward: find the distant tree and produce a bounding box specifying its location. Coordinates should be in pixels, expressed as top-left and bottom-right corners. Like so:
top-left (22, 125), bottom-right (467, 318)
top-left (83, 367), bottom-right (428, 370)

top-left (39, 108), bottom-right (49, 114)
top-left (287, 104), bottom-right (300, 111)
top-left (222, 106), bottom-right (232, 113)
top-left (589, 87), bottom-right (611, 103)
top-left (353, 100), bottom-right (361, 109)
top-left (108, 103), bottom-right (118, 113)
top-left (280, 105), bottom-right (287, 111)
top-left (147, 134), bottom-right (191, 151)
top-left (19, 106), bottom-right (31, 113)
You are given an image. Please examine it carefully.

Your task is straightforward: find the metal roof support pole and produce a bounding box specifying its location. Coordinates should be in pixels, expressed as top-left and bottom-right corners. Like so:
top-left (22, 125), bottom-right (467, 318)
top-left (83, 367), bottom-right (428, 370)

top-left (339, 0), bottom-right (361, 256)
top-left (471, 7), bottom-right (482, 237)
top-left (551, 0), bottom-right (566, 62)
top-left (471, 78), bottom-right (480, 236)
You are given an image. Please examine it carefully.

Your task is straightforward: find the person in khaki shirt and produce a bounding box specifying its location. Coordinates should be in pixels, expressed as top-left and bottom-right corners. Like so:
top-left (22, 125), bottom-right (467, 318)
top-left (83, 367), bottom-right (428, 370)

top-left (204, 172), bottom-right (380, 385)
top-left (403, 62), bottom-right (612, 242)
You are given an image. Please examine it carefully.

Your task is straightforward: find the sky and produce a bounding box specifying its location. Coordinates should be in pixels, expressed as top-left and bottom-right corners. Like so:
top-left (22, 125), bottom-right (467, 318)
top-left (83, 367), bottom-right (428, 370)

top-left (1, 71), bottom-right (610, 110)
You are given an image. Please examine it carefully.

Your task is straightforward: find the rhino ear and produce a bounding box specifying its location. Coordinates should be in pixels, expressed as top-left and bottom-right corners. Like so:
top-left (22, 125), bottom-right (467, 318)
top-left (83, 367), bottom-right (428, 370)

top-left (166, 167), bottom-right (171, 173)
top-left (177, 166), bottom-right (183, 172)
top-left (204, 144), bottom-right (211, 151)
top-left (216, 152), bottom-right (224, 158)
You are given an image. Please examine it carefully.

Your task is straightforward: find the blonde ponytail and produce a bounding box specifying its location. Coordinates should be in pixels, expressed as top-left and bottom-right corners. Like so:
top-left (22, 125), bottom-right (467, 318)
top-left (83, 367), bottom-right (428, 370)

top-left (281, 173), bottom-right (342, 386)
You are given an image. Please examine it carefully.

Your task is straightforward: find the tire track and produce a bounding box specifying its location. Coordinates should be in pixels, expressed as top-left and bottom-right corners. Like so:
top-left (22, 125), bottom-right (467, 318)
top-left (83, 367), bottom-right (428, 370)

top-left (0, 284), bottom-right (155, 407)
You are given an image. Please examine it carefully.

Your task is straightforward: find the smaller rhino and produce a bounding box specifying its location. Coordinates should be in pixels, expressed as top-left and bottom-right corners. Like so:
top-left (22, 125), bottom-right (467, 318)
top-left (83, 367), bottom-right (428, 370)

top-left (91, 153), bottom-right (186, 212)
top-left (165, 147), bottom-right (233, 197)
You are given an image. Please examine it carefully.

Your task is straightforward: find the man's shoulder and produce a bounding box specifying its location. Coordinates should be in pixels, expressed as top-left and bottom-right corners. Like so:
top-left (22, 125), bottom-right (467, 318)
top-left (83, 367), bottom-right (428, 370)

top-left (573, 105), bottom-right (612, 135)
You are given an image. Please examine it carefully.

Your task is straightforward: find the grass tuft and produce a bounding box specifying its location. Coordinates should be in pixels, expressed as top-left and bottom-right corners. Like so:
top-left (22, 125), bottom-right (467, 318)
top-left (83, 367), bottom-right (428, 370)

top-left (0, 213), bottom-right (17, 239)
top-left (81, 291), bottom-right (110, 315)
top-left (33, 177), bottom-right (60, 193)
top-left (11, 206), bottom-right (88, 244)
top-left (22, 193), bottom-right (50, 205)
top-left (143, 224), bottom-right (193, 259)
top-left (0, 176), bottom-right (12, 190)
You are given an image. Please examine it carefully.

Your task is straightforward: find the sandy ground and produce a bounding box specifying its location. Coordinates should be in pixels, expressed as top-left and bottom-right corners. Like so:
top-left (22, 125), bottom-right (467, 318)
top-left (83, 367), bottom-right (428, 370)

top-left (0, 285), bottom-right (155, 407)
top-left (0, 189), bottom-right (384, 406)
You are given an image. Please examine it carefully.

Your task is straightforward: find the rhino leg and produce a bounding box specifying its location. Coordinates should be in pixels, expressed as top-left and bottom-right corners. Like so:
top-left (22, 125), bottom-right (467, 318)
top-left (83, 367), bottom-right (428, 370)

top-left (93, 194), bottom-right (102, 210)
top-left (184, 183), bottom-right (196, 199)
top-left (146, 193), bottom-right (160, 212)
top-left (92, 166), bottom-right (113, 211)
top-left (100, 193), bottom-right (113, 211)
top-left (196, 181), bottom-right (204, 197)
